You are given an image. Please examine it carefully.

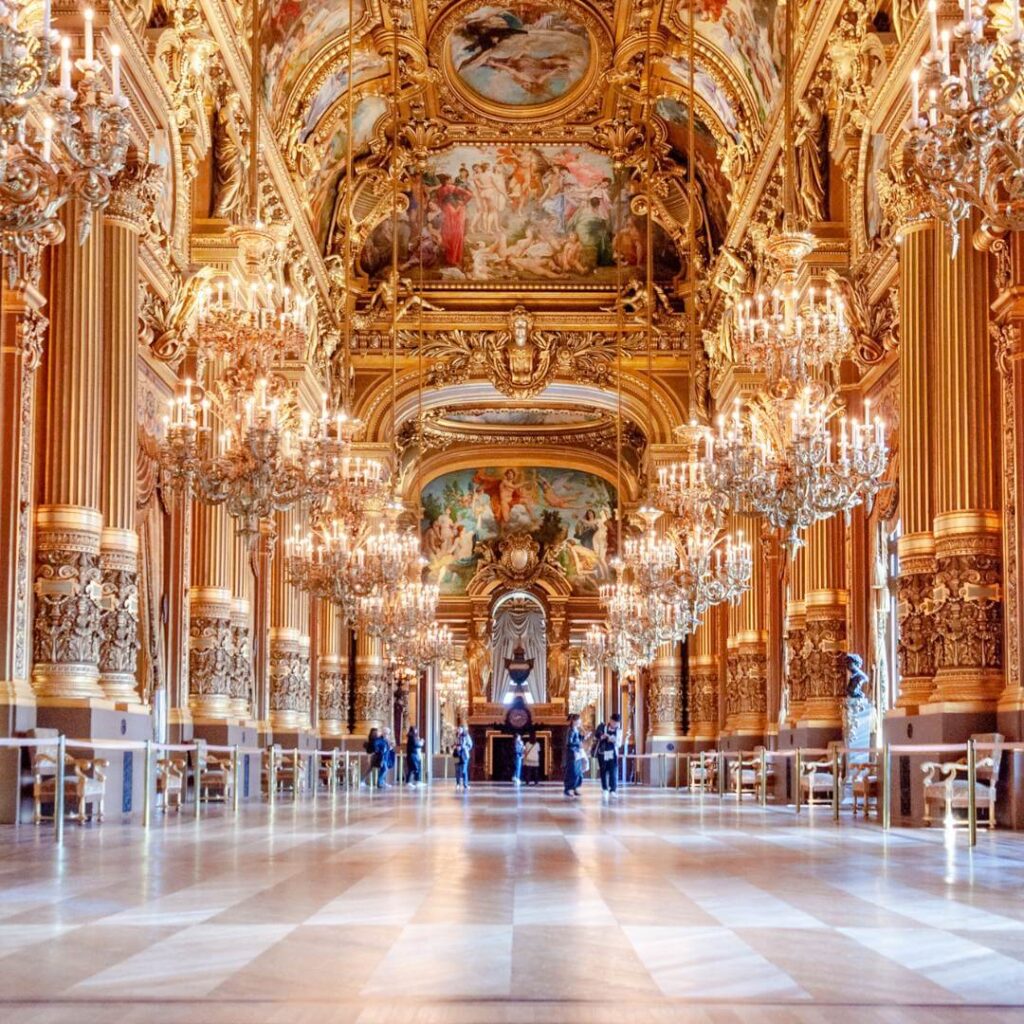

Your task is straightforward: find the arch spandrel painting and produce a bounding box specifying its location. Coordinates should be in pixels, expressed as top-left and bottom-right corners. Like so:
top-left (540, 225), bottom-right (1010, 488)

top-left (421, 466), bottom-right (616, 595)
top-left (448, 4), bottom-right (592, 108)
top-left (360, 145), bottom-right (682, 285)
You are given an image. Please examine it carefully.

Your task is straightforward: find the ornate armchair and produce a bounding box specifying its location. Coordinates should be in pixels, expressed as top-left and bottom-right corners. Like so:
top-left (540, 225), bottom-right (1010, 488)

top-left (157, 756), bottom-right (187, 812)
top-left (922, 733), bottom-right (1002, 829)
top-left (194, 741), bottom-right (234, 803)
top-left (850, 754), bottom-right (880, 818)
top-left (800, 743), bottom-right (843, 807)
top-left (687, 752), bottom-right (717, 792)
top-left (33, 748), bottom-right (108, 824)
top-left (731, 749), bottom-right (769, 800)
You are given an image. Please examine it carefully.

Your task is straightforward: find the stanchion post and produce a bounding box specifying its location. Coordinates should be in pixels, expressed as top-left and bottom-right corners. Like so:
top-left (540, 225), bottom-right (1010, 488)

top-left (292, 748), bottom-right (299, 798)
top-left (831, 746), bottom-right (840, 822)
top-left (331, 749), bottom-right (339, 794)
top-left (735, 754), bottom-right (742, 799)
top-left (232, 746), bottom-right (240, 814)
top-left (967, 738), bottom-right (977, 848)
top-left (759, 751), bottom-right (768, 806)
top-left (54, 734), bottom-right (66, 845)
top-left (717, 751), bottom-right (725, 797)
top-left (268, 747), bottom-right (276, 806)
top-left (882, 742), bottom-right (891, 830)
top-left (142, 739), bottom-right (153, 828)
top-left (194, 746), bottom-right (202, 820)
top-left (312, 753), bottom-right (319, 802)
top-left (343, 749), bottom-right (349, 789)
top-left (794, 749), bottom-right (802, 814)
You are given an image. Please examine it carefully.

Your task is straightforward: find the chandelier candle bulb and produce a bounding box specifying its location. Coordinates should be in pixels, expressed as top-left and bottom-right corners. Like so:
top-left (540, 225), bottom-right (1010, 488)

top-left (83, 7), bottom-right (93, 65)
top-left (41, 116), bottom-right (52, 162)
top-left (111, 43), bottom-right (120, 97)
top-left (59, 35), bottom-right (71, 92)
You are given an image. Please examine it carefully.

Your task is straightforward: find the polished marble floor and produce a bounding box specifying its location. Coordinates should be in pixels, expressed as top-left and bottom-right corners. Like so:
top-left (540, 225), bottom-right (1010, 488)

top-left (2, 784), bottom-right (1024, 1023)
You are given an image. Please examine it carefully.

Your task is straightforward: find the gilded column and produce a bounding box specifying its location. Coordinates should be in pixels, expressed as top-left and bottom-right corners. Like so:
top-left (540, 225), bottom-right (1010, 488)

top-left (0, 283), bottom-right (46, 705)
top-left (724, 513), bottom-right (767, 738)
top-left (269, 509), bottom-right (311, 731)
top-left (687, 609), bottom-right (719, 743)
top-left (97, 165), bottom-right (161, 706)
top-left (894, 210), bottom-right (940, 709)
top-left (799, 516), bottom-right (848, 729)
top-left (784, 546), bottom-right (807, 725)
top-left (930, 218), bottom-right (1002, 707)
top-left (188, 500), bottom-right (234, 718)
top-left (318, 601), bottom-right (346, 738)
top-left (32, 202), bottom-right (105, 701)
top-left (229, 530), bottom-right (254, 719)
top-left (647, 641), bottom-right (682, 738)
top-left (990, 233), bottom-right (1024, 723)
top-left (352, 628), bottom-right (386, 735)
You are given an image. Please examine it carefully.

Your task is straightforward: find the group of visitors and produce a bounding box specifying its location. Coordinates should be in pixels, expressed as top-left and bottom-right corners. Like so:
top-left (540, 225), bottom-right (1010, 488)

top-left (511, 733), bottom-right (541, 786)
top-left (359, 713), bottom-right (622, 797)
top-left (563, 712), bottom-right (622, 799)
top-left (361, 726), bottom-right (425, 788)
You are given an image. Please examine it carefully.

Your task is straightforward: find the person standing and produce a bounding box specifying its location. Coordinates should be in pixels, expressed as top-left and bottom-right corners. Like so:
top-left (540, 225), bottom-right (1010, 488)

top-left (374, 728), bottom-right (394, 789)
top-left (454, 725), bottom-right (473, 790)
top-left (522, 737), bottom-right (541, 785)
top-left (361, 727), bottom-right (379, 787)
top-left (563, 713), bottom-right (584, 798)
top-left (594, 713), bottom-right (622, 796)
top-left (406, 726), bottom-right (424, 786)
top-left (512, 733), bottom-right (525, 786)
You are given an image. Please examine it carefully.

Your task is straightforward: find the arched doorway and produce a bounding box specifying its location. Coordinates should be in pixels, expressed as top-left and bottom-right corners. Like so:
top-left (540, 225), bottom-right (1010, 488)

top-left (490, 591), bottom-right (547, 704)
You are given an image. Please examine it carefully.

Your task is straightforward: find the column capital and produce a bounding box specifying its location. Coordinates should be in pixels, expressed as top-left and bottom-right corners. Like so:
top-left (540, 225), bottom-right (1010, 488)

top-left (105, 162), bottom-right (165, 234)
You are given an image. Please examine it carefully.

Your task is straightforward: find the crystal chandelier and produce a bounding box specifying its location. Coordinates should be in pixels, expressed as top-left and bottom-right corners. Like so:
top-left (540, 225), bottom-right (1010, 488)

top-left (584, 619), bottom-right (641, 679)
top-left (157, 278), bottom-right (321, 538)
top-left (570, 657), bottom-right (602, 714)
top-left (284, 517), bottom-right (375, 621)
top-left (0, 3), bottom-right (131, 278)
top-left (905, 1), bottom-right (1024, 250)
top-left (731, 283), bottom-right (850, 380)
top-left (707, 384), bottom-right (889, 549)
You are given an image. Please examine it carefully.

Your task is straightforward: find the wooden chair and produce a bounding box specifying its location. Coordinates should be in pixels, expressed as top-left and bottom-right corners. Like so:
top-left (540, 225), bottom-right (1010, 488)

top-left (922, 733), bottom-right (1002, 829)
top-left (850, 755), bottom-right (880, 818)
top-left (731, 749), bottom-right (769, 800)
top-left (800, 742), bottom-right (843, 807)
top-left (33, 747), bottom-right (108, 824)
top-left (194, 740), bottom-right (234, 803)
top-left (157, 756), bottom-right (187, 812)
top-left (688, 752), bottom-right (716, 792)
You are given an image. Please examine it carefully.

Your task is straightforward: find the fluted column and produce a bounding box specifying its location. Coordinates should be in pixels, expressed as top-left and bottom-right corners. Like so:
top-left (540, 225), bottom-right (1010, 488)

top-left (269, 509), bottom-right (311, 730)
top-left (687, 609), bottom-right (718, 742)
top-left (229, 530), bottom-right (254, 719)
top-left (724, 513), bottom-right (767, 737)
top-left (930, 218), bottom-right (1002, 707)
top-left (647, 641), bottom-right (682, 737)
top-left (895, 215), bottom-right (940, 710)
top-left (318, 601), bottom-right (346, 737)
top-left (0, 283), bottom-right (46, 704)
top-left (352, 628), bottom-right (386, 734)
top-left (188, 500), bottom-right (234, 718)
top-left (800, 516), bottom-right (848, 729)
top-left (32, 203), bottom-right (104, 701)
top-left (784, 546), bottom-right (807, 725)
top-left (97, 166), bottom-right (161, 706)
top-left (991, 233), bottom-right (1024, 722)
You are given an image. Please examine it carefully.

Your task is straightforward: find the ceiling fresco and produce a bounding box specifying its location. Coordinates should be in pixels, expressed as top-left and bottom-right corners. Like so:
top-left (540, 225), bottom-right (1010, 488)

top-left (360, 144), bottom-right (682, 286)
top-left (421, 465), bottom-right (617, 595)
top-left (446, 3), bottom-right (593, 109)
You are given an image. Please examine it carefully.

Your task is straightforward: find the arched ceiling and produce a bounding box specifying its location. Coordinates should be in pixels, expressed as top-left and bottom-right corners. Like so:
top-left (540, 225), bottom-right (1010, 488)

top-left (270, 1), bottom-right (781, 262)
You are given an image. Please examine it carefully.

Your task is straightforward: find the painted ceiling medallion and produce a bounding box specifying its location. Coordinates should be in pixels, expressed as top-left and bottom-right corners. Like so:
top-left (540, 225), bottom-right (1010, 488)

top-left (432, 0), bottom-right (608, 122)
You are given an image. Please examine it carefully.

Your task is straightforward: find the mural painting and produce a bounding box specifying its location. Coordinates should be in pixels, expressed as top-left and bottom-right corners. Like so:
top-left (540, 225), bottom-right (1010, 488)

top-left (309, 96), bottom-right (388, 247)
top-left (361, 144), bottom-right (681, 284)
top-left (420, 466), bottom-right (616, 595)
top-left (262, 0), bottom-right (365, 118)
top-left (447, 3), bottom-right (592, 108)
top-left (694, 0), bottom-right (781, 121)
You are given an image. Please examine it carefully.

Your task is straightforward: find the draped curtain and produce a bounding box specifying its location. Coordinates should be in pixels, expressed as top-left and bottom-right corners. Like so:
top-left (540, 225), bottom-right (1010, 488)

top-left (490, 602), bottom-right (547, 702)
